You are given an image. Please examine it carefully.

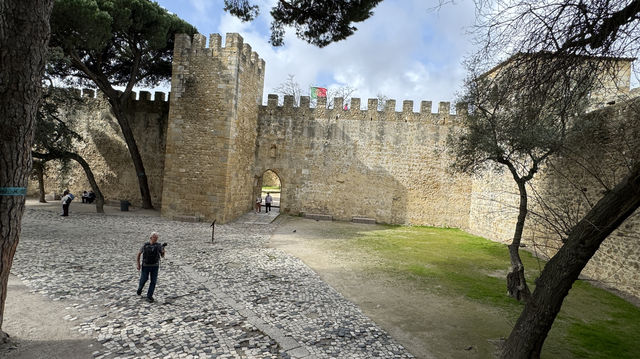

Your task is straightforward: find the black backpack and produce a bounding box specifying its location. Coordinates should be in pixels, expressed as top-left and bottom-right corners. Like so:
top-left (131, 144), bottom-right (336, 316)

top-left (142, 243), bottom-right (161, 265)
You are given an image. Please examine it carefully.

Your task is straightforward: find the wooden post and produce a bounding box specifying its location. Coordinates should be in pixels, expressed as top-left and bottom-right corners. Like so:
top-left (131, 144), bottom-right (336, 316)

top-left (210, 220), bottom-right (216, 243)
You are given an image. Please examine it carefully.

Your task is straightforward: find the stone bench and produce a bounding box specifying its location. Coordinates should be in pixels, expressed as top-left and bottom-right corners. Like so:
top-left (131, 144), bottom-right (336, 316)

top-left (305, 213), bottom-right (333, 221)
top-left (352, 217), bottom-right (376, 224)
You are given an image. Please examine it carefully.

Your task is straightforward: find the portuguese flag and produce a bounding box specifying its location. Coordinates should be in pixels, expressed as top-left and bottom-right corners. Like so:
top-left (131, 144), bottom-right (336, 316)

top-left (310, 87), bottom-right (327, 99)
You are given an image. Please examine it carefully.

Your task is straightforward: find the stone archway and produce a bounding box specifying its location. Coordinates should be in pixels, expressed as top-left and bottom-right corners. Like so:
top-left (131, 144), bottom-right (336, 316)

top-left (255, 169), bottom-right (282, 214)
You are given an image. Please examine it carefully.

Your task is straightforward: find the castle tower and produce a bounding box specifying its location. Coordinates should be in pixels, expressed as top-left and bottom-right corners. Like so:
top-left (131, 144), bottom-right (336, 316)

top-left (161, 33), bottom-right (265, 223)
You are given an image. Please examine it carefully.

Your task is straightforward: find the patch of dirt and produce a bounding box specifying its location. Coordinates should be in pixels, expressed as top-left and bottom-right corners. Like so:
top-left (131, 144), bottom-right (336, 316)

top-left (270, 216), bottom-right (509, 359)
top-left (0, 275), bottom-right (105, 359)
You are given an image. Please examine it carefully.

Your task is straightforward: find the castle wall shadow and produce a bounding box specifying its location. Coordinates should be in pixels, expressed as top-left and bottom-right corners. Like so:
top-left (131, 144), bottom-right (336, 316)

top-left (254, 95), bottom-right (471, 226)
top-left (29, 89), bottom-right (168, 207)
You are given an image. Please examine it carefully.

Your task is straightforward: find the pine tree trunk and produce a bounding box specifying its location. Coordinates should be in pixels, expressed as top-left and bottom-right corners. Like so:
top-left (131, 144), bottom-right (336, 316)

top-left (501, 162), bottom-right (640, 358)
top-left (66, 152), bottom-right (105, 213)
top-left (34, 161), bottom-right (47, 202)
top-left (507, 180), bottom-right (532, 302)
top-left (0, 0), bottom-right (53, 342)
top-left (110, 100), bottom-right (153, 209)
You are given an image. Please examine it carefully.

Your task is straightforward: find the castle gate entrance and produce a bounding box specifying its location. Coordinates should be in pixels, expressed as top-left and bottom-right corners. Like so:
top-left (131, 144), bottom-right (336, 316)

top-left (255, 169), bottom-right (282, 214)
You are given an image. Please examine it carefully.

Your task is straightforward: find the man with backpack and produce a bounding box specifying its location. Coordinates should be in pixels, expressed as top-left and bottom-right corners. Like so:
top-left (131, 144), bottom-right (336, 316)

top-left (60, 189), bottom-right (74, 216)
top-left (136, 232), bottom-right (165, 303)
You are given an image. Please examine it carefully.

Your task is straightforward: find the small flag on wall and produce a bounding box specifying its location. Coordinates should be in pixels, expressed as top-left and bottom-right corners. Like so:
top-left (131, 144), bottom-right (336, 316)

top-left (310, 87), bottom-right (327, 99)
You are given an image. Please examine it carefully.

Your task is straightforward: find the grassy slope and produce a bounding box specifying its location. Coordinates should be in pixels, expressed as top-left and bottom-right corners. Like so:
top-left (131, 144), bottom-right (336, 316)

top-left (329, 225), bottom-right (640, 358)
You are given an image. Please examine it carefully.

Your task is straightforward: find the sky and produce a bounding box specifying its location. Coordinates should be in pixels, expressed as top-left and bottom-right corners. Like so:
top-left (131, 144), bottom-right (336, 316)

top-left (153, 0), bottom-right (478, 111)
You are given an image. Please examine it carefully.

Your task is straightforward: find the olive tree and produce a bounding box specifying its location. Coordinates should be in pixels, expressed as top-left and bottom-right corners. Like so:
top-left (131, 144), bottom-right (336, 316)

top-left (451, 53), bottom-right (595, 301)
top-left (469, 0), bottom-right (640, 357)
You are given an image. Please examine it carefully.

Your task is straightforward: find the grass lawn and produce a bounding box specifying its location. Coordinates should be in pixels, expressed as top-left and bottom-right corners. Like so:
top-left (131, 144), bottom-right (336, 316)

top-left (328, 225), bottom-right (640, 358)
top-left (262, 186), bottom-right (281, 192)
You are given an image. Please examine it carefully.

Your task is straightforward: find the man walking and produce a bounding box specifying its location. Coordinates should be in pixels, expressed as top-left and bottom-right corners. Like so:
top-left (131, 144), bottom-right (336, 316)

top-left (265, 193), bottom-right (273, 213)
top-left (136, 232), bottom-right (165, 303)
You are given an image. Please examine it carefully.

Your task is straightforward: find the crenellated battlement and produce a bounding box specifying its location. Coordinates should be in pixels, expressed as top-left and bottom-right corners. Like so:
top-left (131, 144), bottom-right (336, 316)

top-left (260, 94), bottom-right (467, 124)
top-left (55, 87), bottom-right (170, 104)
top-left (173, 32), bottom-right (265, 75)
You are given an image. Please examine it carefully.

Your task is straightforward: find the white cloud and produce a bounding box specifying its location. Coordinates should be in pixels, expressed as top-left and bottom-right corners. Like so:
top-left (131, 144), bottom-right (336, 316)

top-left (250, 0), bottom-right (476, 107)
top-left (153, 0), bottom-right (478, 108)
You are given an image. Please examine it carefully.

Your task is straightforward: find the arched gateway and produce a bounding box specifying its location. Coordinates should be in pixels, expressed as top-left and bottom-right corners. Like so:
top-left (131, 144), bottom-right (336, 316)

top-left (255, 169), bottom-right (282, 213)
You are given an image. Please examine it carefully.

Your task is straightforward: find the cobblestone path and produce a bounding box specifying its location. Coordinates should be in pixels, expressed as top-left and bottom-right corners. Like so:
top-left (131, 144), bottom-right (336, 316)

top-left (11, 208), bottom-right (414, 359)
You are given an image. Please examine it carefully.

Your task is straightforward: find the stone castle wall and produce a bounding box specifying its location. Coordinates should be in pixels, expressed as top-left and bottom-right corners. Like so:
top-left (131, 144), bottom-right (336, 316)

top-left (254, 95), bottom-right (472, 226)
top-left (28, 89), bottom-right (169, 207)
top-left (161, 33), bottom-right (264, 222)
top-left (31, 32), bottom-right (639, 299)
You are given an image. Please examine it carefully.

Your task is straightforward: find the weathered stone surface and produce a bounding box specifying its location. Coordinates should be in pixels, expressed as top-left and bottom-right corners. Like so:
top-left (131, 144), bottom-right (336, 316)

top-left (253, 101), bottom-right (471, 227)
top-left (172, 215), bottom-right (202, 223)
top-left (161, 33), bottom-right (265, 224)
top-left (28, 89), bottom-right (169, 208)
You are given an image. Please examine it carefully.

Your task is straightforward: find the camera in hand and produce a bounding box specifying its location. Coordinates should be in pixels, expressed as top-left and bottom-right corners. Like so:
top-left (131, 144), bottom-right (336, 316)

top-left (162, 242), bottom-right (168, 247)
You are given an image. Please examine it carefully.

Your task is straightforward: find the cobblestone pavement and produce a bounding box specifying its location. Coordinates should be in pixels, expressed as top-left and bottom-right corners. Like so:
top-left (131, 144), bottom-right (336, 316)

top-left (11, 207), bottom-right (414, 359)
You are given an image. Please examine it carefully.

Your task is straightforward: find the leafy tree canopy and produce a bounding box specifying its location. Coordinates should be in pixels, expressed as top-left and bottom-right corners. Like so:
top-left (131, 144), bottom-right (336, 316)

top-left (224, 0), bottom-right (383, 47)
top-left (48, 0), bottom-right (197, 90)
top-left (34, 89), bottom-right (83, 155)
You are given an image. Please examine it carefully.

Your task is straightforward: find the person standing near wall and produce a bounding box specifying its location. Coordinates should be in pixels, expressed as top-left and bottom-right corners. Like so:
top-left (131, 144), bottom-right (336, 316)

top-left (255, 195), bottom-right (262, 213)
top-left (265, 193), bottom-right (272, 213)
